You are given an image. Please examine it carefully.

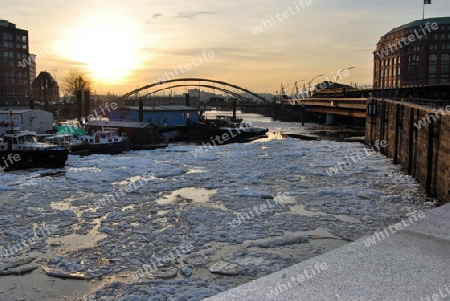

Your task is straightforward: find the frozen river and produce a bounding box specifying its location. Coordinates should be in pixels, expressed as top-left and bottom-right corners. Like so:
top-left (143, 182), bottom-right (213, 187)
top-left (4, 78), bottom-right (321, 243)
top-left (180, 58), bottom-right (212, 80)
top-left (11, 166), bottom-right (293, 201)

top-left (0, 115), bottom-right (433, 300)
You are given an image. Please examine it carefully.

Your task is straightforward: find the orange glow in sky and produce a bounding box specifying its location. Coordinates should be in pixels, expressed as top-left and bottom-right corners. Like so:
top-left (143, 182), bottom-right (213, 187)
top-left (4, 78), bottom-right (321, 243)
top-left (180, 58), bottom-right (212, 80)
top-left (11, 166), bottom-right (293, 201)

top-left (3, 0), bottom-right (450, 95)
top-left (59, 12), bottom-right (144, 85)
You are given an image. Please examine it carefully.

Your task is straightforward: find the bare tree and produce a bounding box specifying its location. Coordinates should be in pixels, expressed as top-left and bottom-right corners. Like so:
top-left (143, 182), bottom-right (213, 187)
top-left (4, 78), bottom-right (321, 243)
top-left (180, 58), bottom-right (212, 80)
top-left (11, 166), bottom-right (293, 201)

top-left (62, 70), bottom-right (91, 96)
top-left (62, 70), bottom-right (92, 122)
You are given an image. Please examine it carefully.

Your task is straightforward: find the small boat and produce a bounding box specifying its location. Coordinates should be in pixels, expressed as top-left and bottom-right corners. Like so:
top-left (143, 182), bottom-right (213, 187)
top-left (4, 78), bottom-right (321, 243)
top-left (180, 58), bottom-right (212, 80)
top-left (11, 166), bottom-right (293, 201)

top-left (188, 117), bottom-right (268, 143)
top-left (86, 120), bottom-right (168, 150)
top-left (0, 127), bottom-right (69, 170)
top-left (78, 127), bottom-right (130, 154)
top-left (42, 134), bottom-right (89, 154)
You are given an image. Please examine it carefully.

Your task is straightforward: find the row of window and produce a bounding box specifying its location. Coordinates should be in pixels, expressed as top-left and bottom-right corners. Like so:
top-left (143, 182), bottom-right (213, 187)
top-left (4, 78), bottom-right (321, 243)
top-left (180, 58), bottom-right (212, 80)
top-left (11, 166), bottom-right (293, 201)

top-left (384, 31), bottom-right (450, 46)
top-left (429, 44), bottom-right (450, 50)
top-left (376, 66), bottom-right (445, 78)
top-left (2, 33), bottom-right (27, 42)
top-left (430, 54), bottom-right (450, 75)
top-left (381, 53), bottom-right (450, 66)
top-left (431, 33), bottom-right (450, 39)
top-left (429, 53), bottom-right (450, 63)
top-left (429, 65), bottom-right (450, 74)
top-left (0, 78), bottom-right (30, 85)
top-left (376, 55), bottom-right (450, 78)
top-left (2, 51), bottom-right (32, 67)
top-left (381, 80), bottom-right (401, 89)
top-left (0, 89), bottom-right (28, 97)
top-left (1, 59), bottom-right (34, 67)
top-left (376, 66), bottom-right (401, 78)
top-left (398, 31), bottom-right (450, 39)
top-left (404, 45), bottom-right (450, 51)
top-left (429, 78), bottom-right (449, 84)
top-left (380, 64), bottom-right (449, 77)
top-left (433, 25), bottom-right (450, 31)
top-left (2, 41), bottom-right (27, 50)
top-left (0, 70), bottom-right (29, 76)
top-left (381, 77), bottom-right (450, 89)
top-left (2, 51), bottom-right (28, 59)
top-left (0, 69), bottom-right (30, 85)
top-left (381, 57), bottom-right (401, 66)
top-left (379, 44), bottom-right (450, 56)
top-left (385, 24), bottom-right (450, 38)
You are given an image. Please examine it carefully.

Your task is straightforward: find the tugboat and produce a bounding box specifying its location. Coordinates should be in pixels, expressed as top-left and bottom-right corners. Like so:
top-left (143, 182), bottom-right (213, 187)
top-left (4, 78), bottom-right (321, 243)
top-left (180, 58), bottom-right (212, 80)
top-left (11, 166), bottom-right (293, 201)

top-left (78, 127), bottom-right (130, 154)
top-left (188, 116), bottom-right (268, 143)
top-left (85, 120), bottom-right (167, 150)
top-left (0, 127), bottom-right (69, 170)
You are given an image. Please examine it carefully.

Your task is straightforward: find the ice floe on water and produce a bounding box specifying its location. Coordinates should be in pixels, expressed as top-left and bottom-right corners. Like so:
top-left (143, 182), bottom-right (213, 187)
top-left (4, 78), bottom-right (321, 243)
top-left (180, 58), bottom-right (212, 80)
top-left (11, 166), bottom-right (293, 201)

top-left (0, 120), bottom-right (435, 301)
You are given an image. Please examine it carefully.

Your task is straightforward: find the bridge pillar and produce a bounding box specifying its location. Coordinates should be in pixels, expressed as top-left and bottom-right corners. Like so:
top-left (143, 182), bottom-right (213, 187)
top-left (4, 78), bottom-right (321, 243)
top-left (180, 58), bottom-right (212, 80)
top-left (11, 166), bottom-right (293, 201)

top-left (326, 113), bottom-right (336, 126)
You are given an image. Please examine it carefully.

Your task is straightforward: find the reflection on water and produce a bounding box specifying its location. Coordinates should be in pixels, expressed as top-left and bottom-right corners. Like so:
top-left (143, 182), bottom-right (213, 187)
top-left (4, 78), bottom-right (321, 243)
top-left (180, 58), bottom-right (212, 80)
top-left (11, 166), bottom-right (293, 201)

top-left (289, 204), bottom-right (361, 224)
top-left (204, 110), bottom-right (285, 144)
top-left (49, 197), bottom-right (107, 253)
top-left (156, 187), bottom-right (217, 205)
top-left (251, 131), bottom-right (284, 143)
top-left (204, 110), bottom-right (274, 123)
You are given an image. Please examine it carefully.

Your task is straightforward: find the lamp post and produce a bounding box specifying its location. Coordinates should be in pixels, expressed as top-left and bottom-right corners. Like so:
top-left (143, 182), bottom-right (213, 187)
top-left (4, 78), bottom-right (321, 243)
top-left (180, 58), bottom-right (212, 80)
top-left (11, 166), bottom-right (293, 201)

top-left (307, 74), bottom-right (324, 97)
top-left (335, 66), bottom-right (355, 83)
top-left (292, 79), bottom-right (305, 99)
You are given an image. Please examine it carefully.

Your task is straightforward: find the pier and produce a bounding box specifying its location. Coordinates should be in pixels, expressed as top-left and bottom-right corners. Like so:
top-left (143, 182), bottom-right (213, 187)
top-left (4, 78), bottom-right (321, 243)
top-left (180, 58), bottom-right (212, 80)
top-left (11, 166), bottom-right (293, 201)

top-left (366, 98), bottom-right (450, 204)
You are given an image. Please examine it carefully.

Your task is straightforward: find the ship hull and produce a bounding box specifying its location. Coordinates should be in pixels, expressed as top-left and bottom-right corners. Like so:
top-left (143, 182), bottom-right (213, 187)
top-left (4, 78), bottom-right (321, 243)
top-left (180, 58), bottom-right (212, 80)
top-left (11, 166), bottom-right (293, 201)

top-left (0, 149), bottom-right (69, 170)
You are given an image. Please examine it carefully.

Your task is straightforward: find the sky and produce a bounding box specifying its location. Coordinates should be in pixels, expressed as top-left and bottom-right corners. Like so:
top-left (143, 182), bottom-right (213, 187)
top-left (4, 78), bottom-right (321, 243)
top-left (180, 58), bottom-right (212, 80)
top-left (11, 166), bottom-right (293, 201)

top-left (1, 0), bottom-right (450, 96)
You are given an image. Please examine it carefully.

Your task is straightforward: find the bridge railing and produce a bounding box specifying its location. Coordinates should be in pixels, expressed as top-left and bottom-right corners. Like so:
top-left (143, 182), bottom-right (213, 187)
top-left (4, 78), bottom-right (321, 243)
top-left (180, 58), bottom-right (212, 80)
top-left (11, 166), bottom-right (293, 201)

top-left (284, 98), bottom-right (368, 106)
top-left (382, 98), bottom-right (450, 109)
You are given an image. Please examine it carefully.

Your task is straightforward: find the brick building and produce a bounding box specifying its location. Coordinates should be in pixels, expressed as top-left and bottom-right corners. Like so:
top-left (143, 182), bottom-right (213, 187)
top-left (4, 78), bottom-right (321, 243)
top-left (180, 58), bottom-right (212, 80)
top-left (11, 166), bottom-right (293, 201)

top-left (0, 20), bottom-right (35, 106)
top-left (31, 71), bottom-right (59, 105)
top-left (373, 17), bottom-right (450, 90)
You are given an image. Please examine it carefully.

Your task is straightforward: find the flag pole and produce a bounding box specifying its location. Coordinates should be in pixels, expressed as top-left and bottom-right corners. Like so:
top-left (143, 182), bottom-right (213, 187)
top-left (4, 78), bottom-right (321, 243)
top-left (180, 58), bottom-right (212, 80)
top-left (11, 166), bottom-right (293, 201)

top-left (423, 1), bottom-right (425, 20)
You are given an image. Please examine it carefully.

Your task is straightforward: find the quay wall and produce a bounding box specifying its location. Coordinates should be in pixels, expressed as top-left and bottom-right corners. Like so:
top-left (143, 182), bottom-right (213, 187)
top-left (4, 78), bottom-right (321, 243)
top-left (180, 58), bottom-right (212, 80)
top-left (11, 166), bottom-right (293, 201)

top-left (366, 99), bottom-right (450, 204)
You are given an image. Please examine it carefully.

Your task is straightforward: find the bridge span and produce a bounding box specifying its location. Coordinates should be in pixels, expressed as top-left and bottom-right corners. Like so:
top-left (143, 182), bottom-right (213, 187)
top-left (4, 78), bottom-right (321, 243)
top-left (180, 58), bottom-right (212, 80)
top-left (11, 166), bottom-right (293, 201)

top-left (288, 97), bottom-right (367, 118)
top-left (119, 78), bottom-right (368, 124)
top-left (206, 97), bottom-right (368, 124)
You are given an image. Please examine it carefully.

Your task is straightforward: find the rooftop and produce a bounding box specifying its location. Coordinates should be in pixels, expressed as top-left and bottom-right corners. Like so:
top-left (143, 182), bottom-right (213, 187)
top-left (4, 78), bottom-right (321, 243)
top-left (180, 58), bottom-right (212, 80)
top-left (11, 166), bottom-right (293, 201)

top-left (0, 109), bottom-right (50, 114)
top-left (0, 20), bottom-right (15, 28)
top-left (122, 105), bottom-right (198, 111)
top-left (87, 120), bottom-right (153, 128)
top-left (1, 109), bottom-right (33, 114)
top-left (386, 16), bottom-right (450, 35)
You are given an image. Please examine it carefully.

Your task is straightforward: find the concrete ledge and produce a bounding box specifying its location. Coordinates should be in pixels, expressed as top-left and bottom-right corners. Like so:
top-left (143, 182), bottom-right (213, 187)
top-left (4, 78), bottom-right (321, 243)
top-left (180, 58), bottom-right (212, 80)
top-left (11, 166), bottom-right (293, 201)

top-left (205, 204), bottom-right (450, 301)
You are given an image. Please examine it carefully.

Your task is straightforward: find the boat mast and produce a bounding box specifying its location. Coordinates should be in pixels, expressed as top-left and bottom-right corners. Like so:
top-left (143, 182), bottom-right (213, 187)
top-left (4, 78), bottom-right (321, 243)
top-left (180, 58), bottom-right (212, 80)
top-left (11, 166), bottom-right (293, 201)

top-left (9, 109), bottom-right (13, 128)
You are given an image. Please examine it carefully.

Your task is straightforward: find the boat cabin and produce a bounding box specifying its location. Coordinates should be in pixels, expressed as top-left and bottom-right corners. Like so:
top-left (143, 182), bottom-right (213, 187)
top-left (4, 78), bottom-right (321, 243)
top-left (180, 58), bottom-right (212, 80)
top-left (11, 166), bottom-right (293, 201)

top-left (80, 128), bottom-right (123, 144)
top-left (2, 128), bottom-right (54, 151)
top-left (44, 134), bottom-right (73, 146)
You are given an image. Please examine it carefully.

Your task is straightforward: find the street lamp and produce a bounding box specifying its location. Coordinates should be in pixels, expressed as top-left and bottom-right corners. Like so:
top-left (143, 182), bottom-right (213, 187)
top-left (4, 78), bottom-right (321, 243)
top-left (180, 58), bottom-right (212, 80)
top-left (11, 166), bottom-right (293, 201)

top-left (307, 74), bottom-right (325, 97)
top-left (335, 66), bottom-right (355, 83)
top-left (291, 79), bottom-right (305, 100)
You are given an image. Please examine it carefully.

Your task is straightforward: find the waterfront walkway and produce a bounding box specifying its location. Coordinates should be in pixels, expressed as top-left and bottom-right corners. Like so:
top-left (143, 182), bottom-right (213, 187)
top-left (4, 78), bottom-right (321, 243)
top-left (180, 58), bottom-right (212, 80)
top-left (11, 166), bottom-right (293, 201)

top-left (205, 203), bottom-right (450, 301)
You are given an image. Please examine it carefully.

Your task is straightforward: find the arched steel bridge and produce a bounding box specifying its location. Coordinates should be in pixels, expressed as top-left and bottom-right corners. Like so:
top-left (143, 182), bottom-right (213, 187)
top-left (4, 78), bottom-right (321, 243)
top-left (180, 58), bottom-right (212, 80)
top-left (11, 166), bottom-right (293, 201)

top-left (119, 78), bottom-right (269, 102)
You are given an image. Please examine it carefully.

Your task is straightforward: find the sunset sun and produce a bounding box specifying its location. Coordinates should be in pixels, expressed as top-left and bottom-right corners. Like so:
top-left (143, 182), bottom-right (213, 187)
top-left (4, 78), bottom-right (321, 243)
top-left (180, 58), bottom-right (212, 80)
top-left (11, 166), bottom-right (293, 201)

top-left (62, 14), bottom-right (142, 84)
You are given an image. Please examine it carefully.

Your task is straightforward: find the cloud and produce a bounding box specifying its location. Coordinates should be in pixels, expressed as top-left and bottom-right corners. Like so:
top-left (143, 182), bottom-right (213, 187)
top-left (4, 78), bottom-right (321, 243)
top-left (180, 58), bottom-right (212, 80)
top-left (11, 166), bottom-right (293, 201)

top-left (146, 13), bottom-right (163, 24)
top-left (176, 11), bottom-right (219, 19)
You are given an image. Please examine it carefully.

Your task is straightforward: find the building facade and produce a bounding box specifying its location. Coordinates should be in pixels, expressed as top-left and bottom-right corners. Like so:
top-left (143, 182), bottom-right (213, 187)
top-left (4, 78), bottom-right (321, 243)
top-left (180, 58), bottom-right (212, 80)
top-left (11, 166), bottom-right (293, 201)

top-left (109, 106), bottom-right (199, 126)
top-left (373, 17), bottom-right (450, 90)
top-left (0, 109), bottom-right (53, 134)
top-left (0, 20), bottom-right (34, 106)
top-left (31, 71), bottom-right (59, 105)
